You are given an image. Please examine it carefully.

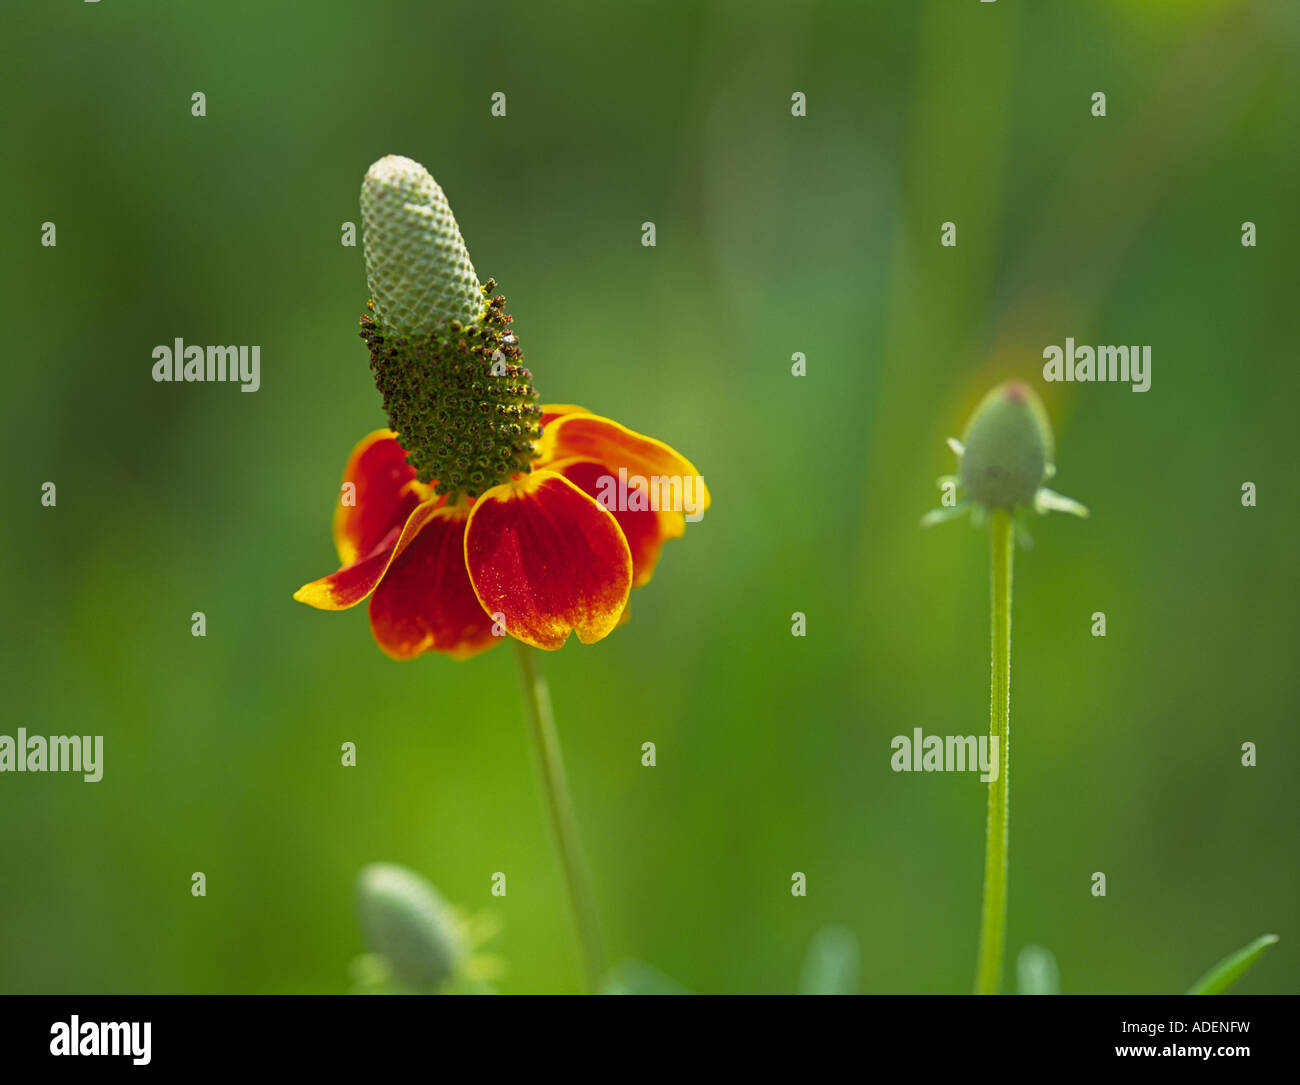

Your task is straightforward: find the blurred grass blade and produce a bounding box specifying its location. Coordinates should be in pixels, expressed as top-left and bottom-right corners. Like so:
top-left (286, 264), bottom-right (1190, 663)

top-left (1186, 934), bottom-right (1278, 995)
top-left (1016, 945), bottom-right (1060, 995)
top-left (798, 925), bottom-right (859, 995)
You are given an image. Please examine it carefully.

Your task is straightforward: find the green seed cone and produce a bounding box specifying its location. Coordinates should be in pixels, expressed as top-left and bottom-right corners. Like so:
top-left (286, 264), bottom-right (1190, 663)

top-left (355, 863), bottom-right (467, 990)
top-left (959, 381), bottom-right (1054, 510)
top-left (357, 155), bottom-right (543, 498)
top-left (361, 155), bottom-right (484, 335)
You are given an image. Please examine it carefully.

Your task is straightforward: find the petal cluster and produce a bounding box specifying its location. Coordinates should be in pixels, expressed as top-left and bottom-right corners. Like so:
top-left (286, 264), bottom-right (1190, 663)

top-left (295, 409), bottom-right (708, 658)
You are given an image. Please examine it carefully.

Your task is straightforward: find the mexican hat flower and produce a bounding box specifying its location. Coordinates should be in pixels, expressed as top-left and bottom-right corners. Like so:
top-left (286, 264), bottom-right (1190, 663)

top-left (294, 155), bottom-right (708, 659)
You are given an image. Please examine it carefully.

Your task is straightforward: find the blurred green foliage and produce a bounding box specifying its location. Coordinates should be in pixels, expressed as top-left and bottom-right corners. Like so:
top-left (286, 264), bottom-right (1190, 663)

top-left (2, 0), bottom-right (1296, 994)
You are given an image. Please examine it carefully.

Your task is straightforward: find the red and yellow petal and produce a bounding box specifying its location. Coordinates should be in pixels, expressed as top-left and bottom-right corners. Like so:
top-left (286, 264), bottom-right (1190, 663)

top-left (332, 430), bottom-right (428, 567)
top-left (368, 505), bottom-right (499, 661)
top-left (294, 498), bottom-right (445, 611)
top-left (551, 458), bottom-right (683, 588)
top-left (464, 471), bottom-right (632, 651)
top-left (539, 403), bottom-right (590, 428)
top-left (535, 412), bottom-right (710, 516)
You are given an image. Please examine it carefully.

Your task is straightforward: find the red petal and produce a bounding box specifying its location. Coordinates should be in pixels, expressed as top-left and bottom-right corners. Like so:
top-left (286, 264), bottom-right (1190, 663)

top-left (465, 471), bottom-right (632, 650)
top-left (295, 499), bottom-right (444, 611)
top-left (552, 458), bottom-right (682, 588)
top-left (333, 430), bottom-right (426, 566)
top-left (368, 506), bottom-right (500, 660)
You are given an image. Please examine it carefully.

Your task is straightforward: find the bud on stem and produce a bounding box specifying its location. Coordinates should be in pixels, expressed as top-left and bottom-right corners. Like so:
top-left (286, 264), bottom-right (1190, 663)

top-left (355, 862), bottom-right (467, 991)
top-left (959, 381), bottom-right (1054, 511)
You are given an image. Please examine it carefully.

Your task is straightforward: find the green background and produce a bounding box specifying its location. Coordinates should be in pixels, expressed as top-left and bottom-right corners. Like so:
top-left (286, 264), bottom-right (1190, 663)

top-left (2, 0), bottom-right (1296, 994)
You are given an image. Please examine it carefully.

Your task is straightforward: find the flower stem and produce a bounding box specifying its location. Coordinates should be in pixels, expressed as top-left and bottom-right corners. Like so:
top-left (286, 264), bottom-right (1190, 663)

top-left (975, 508), bottom-right (1013, 994)
top-left (512, 640), bottom-right (606, 992)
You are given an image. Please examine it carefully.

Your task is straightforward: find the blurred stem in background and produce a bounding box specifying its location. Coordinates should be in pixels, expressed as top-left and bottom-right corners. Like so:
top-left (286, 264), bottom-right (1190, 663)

top-left (975, 509), bottom-right (1013, 995)
top-left (513, 641), bottom-right (606, 991)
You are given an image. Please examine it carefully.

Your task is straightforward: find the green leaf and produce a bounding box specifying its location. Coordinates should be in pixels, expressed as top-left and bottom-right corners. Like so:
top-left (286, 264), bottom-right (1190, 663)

top-left (1016, 945), bottom-right (1060, 995)
top-left (798, 925), bottom-right (859, 995)
top-left (1186, 934), bottom-right (1279, 995)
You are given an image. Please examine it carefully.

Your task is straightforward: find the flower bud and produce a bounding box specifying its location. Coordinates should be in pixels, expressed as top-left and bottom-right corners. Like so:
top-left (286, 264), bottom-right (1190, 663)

top-left (355, 862), bottom-right (467, 990)
top-left (959, 381), bottom-right (1054, 510)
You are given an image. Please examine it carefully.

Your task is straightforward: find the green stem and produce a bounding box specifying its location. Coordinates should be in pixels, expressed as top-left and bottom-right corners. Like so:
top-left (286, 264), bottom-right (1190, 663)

top-left (512, 640), bottom-right (606, 992)
top-left (975, 508), bottom-right (1013, 995)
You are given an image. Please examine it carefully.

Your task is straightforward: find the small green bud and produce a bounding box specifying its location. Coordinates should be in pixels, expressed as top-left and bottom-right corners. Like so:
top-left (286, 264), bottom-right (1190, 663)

top-left (361, 155), bottom-right (484, 335)
top-left (921, 379), bottom-right (1087, 529)
top-left (1016, 944), bottom-right (1061, 995)
top-left (355, 863), bottom-right (467, 991)
top-left (959, 381), bottom-right (1054, 511)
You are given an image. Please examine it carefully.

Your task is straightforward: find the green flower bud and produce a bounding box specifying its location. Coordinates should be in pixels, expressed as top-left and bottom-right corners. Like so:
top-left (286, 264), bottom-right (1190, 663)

top-left (355, 863), bottom-right (467, 991)
top-left (959, 381), bottom-right (1055, 511)
top-left (361, 155), bottom-right (484, 335)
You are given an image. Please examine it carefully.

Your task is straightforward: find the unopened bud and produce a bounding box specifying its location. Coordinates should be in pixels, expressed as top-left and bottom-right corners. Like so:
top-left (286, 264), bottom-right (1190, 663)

top-left (959, 381), bottom-right (1054, 510)
top-left (355, 862), bottom-right (467, 990)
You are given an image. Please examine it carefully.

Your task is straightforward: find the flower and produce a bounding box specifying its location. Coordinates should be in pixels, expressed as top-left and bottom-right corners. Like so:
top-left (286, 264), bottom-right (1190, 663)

top-left (294, 407), bottom-right (707, 658)
top-left (294, 155), bottom-right (707, 658)
top-left (921, 380), bottom-right (1088, 530)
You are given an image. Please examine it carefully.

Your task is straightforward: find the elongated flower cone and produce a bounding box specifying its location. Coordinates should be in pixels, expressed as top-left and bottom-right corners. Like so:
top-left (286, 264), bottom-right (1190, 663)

top-left (361, 155), bottom-right (484, 334)
top-left (359, 156), bottom-right (541, 497)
